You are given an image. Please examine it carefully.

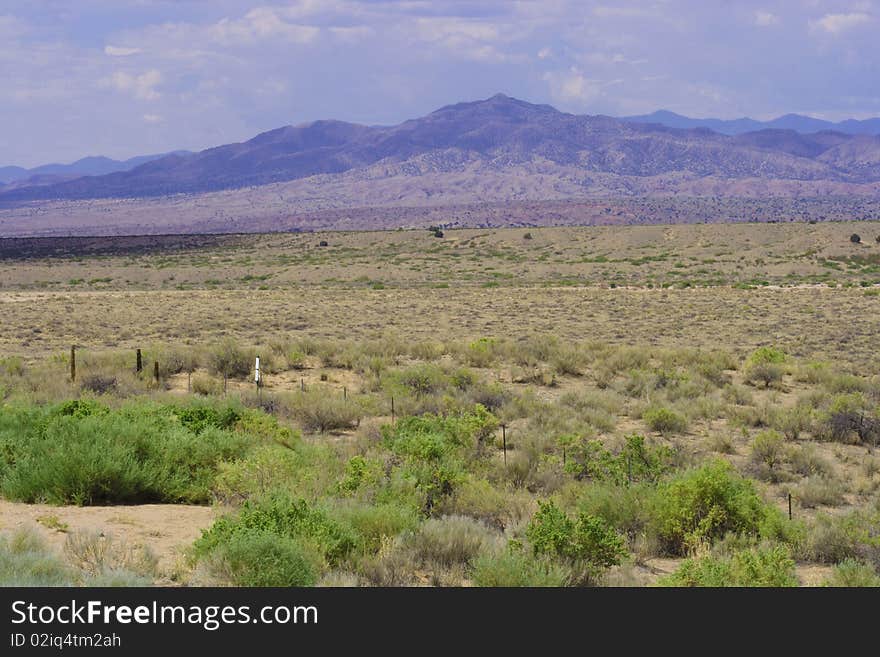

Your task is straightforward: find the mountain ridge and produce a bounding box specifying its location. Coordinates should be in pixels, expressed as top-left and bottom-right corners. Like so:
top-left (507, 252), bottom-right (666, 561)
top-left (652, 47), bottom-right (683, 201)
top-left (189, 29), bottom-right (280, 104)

top-left (621, 110), bottom-right (880, 136)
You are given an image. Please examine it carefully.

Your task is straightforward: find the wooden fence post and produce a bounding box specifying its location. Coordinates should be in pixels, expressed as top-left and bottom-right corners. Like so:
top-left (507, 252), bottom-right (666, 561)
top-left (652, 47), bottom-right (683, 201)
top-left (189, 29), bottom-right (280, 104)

top-left (136, 348), bottom-right (142, 373)
top-left (70, 345), bottom-right (76, 382)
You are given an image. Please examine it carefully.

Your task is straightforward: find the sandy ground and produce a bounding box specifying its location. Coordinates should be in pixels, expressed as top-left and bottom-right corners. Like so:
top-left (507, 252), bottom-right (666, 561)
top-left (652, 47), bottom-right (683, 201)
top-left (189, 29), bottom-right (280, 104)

top-left (0, 500), bottom-right (219, 580)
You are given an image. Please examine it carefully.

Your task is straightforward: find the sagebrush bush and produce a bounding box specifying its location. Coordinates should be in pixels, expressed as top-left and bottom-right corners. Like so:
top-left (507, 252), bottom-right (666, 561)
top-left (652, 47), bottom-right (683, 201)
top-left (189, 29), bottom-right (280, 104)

top-left (64, 530), bottom-right (157, 580)
top-left (471, 546), bottom-right (569, 587)
top-left (802, 510), bottom-right (880, 566)
top-left (462, 337), bottom-right (500, 368)
top-left (191, 373), bottom-right (223, 396)
top-left (744, 362), bottom-right (785, 388)
top-left (823, 559), bottom-right (880, 587)
top-left (793, 475), bottom-right (846, 509)
top-left (207, 338), bottom-right (252, 379)
top-left (406, 515), bottom-right (499, 568)
top-left (750, 430), bottom-right (786, 472)
top-left (788, 445), bottom-right (833, 478)
top-left (818, 394), bottom-right (879, 445)
top-left (437, 477), bottom-right (532, 531)
top-left (0, 527), bottom-right (73, 586)
top-left (642, 406), bottom-right (688, 434)
top-left (743, 347), bottom-right (787, 388)
top-left (286, 389), bottom-right (362, 433)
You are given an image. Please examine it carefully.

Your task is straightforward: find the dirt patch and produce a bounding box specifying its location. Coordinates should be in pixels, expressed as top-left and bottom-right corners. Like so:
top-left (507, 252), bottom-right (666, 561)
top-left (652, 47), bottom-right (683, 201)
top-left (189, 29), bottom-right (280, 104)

top-left (0, 500), bottom-right (219, 580)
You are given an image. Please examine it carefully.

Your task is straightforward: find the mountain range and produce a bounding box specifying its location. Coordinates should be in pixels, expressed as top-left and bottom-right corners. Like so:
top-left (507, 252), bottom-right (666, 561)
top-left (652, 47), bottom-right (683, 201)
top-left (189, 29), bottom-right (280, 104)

top-left (1, 94), bottom-right (879, 236)
top-left (0, 152), bottom-right (190, 188)
top-left (620, 110), bottom-right (880, 136)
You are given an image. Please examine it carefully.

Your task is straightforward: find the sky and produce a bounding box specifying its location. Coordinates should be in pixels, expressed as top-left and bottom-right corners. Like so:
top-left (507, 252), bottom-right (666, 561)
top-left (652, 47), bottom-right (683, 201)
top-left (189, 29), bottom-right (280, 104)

top-left (2, 0), bottom-right (879, 167)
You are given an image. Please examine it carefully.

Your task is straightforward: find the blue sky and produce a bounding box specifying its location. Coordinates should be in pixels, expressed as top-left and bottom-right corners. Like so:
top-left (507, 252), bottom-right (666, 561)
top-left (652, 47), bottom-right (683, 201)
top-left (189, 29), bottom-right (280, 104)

top-left (2, 0), bottom-right (879, 167)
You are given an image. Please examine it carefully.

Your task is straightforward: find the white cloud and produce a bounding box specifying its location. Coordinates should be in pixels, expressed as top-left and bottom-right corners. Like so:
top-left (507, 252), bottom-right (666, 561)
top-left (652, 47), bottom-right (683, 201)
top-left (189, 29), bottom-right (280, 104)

top-left (810, 12), bottom-right (871, 35)
top-left (210, 8), bottom-right (320, 45)
top-left (143, 113), bottom-right (163, 123)
top-left (537, 47), bottom-right (552, 59)
top-left (754, 11), bottom-right (779, 27)
top-left (543, 68), bottom-right (602, 106)
top-left (409, 17), bottom-right (509, 61)
top-left (104, 45), bottom-right (142, 57)
top-left (329, 25), bottom-right (374, 43)
top-left (103, 69), bottom-right (163, 101)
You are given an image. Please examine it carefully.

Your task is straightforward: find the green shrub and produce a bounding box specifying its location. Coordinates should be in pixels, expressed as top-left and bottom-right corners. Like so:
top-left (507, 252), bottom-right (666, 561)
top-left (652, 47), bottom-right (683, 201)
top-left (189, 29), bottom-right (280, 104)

top-left (206, 530), bottom-right (318, 586)
top-left (194, 492), bottom-right (359, 569)
top-left (0, 356), bottom-right (25, 377)
top-left (748, 347), bottom-right (787, 365)
top-left (526, 501), bottom-right (626, 584)
top-left (576, 481), bottom-right (654, 543)
top-left (334, 503), bottom-right (419, 554)
top-left (658, 545), bottom-right (797, 587)
top-left (563, 434), bottom-right (674, 485)
top-left (438, 477), bottom-right (531, 530)
top-left (0, 401), bottom-right (253, 504)
top-left (650, 460), bottom-right (771, 555)
top-left (336, 455), bottom-right (383, 496)
top-left (642, 406), bottom-right (688, 434)
top-left (471, 546), bottom-right (569, 587)
top-left (770, 405), bottom-right (814, 440)
top-left (380, 408), bottom-right (498, 514)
